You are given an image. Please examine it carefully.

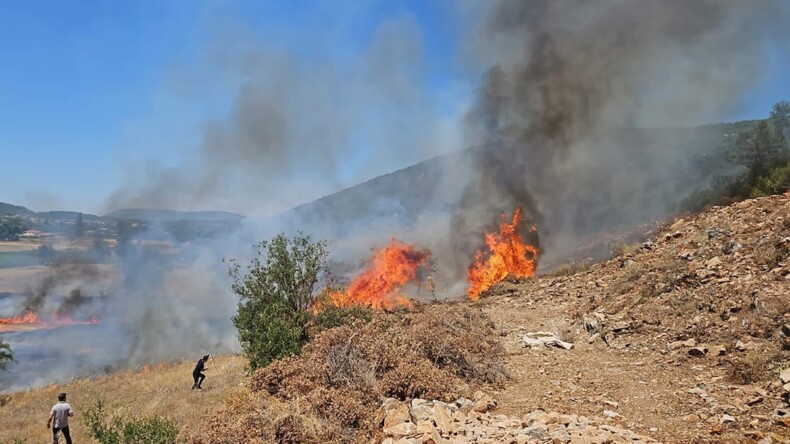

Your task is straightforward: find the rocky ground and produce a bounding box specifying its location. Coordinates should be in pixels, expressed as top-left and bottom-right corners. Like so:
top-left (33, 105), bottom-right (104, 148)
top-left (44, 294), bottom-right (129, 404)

top-left (378, 193), bottom-right (790, 443)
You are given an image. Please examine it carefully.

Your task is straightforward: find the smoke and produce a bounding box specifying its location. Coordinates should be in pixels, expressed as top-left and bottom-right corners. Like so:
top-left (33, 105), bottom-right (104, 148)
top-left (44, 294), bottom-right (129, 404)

top-left (106, 15), bottom-right (460, 218)
top-left (454, 0), bottom-right (790, 264)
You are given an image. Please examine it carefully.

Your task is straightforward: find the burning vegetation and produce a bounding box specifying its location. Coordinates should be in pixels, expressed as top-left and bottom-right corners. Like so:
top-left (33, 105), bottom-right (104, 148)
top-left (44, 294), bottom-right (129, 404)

top-left (0, 310), bottom-right (100, 332)
top-left (326, 240), bottom-right (431, 310)
top-left (467, 208), bottom-right (539, 301)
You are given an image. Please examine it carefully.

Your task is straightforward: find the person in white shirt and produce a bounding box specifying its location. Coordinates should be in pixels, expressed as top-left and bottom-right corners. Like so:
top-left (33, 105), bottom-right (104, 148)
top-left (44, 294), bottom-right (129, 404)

top-left (46, 392), bottom-right (74, 444)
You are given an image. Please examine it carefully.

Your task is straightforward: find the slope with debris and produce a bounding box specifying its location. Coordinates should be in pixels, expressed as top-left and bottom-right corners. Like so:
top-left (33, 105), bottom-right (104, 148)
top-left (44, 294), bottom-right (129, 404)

top-left (481, 193), bottom-right (790, 443)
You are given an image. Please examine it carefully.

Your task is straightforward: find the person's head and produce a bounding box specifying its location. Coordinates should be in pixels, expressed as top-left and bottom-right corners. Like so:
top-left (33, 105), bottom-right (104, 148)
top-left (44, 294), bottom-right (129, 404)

top-left (202, 354), bottom-right (210, 361)
top-left (58, 393), bottom-right (67, 402)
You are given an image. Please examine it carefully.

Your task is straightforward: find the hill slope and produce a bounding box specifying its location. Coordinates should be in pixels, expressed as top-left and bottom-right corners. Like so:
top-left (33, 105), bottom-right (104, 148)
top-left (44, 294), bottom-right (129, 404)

top-left (2, 194), bottom-right (787, 443)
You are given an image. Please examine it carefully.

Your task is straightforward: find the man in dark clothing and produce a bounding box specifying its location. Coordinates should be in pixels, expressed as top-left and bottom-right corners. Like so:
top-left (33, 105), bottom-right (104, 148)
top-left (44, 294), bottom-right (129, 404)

top-left (192, 354), bottom-right (209, 389)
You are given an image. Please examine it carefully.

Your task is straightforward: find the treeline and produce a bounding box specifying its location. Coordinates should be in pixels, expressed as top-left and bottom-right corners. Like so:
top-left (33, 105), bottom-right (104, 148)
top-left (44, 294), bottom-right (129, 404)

top-left (0, 217), bottom-right (29, 241)
top-left (682, 101), bottom-right (790, 211)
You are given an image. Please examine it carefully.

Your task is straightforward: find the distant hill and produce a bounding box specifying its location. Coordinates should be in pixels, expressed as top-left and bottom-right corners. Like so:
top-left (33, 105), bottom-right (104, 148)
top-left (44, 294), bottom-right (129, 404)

top-left (0, 202), bottom-right (33, 216)
top-left (104, 208), bottom-right (244, 224)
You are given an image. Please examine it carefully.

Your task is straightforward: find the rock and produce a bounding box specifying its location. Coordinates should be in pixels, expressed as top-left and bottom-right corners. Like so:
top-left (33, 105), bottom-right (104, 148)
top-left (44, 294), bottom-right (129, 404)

top-left (472, 391), bottom-right (497, 413)
top-left (782, 324), bottom-right (790, 337)
top-left (668, 341), bottom-right (685, 351)
top-left (708, 345), bottom-right (727, 356)
top-left (433, 403), bottom-right (454, 436)
top-left (705, 257), bottom-right (723, 268)
top-left (684, 338), bottom-right (698, 347)
top-left (603, 410), bottom-right (621, 419)
top-left (707, 228), bottom-right (731, 239)
top-left (688, 346), bottom-right (708, 357)
top-left (735, 340), bottom-right (749, 351)
top-left (722, 241), bottom-right (742, 254)
top-left (519, 424), bottom-right (549, 441)
top-left (411, 399), bottom-right (434, 423)
top-left (523, 332), bottom-right (574, 350)
top-left (384, 422), bottom-right (417, 437)
top-left (719, 414), bottom-right (736, 424)
top-left (781, 368), bottom-right (790, 384)
top-left (551, 426), bottom-right (572, 443)
top-left (583, 314), bottom-right (602, 333)
top-left (384, 401), bottom-right (412, 430)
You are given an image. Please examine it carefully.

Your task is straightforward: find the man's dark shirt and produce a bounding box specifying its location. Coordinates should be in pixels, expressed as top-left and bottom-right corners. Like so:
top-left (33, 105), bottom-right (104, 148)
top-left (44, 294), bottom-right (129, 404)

top-left (193, 358), bottom-right (205, 376)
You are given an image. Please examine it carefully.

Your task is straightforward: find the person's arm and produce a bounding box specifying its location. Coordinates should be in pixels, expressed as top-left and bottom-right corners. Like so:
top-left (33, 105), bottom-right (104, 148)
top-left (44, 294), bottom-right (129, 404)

top-left (68, 406), bottom-right (74, 417)
top-left (46, 411), bottom-right (54, 428)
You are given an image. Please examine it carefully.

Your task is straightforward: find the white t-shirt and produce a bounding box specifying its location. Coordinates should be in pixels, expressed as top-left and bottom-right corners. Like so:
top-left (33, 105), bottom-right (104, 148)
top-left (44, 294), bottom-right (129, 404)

top-left (51, 402), bottom-right (73, 428)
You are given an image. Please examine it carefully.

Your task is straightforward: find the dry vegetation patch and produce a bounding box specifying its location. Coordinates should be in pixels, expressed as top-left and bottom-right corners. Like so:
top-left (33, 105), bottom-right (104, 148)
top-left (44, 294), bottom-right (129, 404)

top-left (193, 303), bottom-right (506, 443)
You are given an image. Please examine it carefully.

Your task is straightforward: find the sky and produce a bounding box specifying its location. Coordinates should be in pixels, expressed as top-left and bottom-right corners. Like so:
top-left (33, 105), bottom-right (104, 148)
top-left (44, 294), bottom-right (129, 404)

top-left (0, 0), bottom-right (788, 215)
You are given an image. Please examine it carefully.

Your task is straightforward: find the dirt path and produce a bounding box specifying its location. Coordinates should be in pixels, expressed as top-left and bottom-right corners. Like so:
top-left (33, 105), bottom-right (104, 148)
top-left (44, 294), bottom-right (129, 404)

top-left (479, 292), bottom-right (755, 443)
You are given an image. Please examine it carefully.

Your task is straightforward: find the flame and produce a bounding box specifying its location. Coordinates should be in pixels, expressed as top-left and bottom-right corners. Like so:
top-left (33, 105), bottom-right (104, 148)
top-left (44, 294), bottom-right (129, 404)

top-left (327, 239), bottom-right (430, 309)
top-left (0, 310), bottom-right (101, 331)
top-left (467, 207), bottom-right (539, 300)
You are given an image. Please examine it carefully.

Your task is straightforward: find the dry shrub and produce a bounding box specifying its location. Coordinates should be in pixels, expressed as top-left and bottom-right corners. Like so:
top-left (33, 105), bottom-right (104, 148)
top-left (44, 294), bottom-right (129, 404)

top-left (723, 351), bottom-right (777, 385)
top-left (206, 303), bottom-right (505, 443)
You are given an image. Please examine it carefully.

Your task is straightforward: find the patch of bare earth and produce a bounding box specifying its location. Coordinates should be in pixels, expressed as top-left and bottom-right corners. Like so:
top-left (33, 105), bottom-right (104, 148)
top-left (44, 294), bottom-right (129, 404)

top-left (477, 193), bottom-right (790, 443)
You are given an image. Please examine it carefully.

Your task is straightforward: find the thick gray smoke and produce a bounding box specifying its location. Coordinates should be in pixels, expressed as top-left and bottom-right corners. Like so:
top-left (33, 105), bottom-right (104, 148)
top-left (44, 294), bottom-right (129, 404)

top-left (454, 0), bottom-right (790, 265)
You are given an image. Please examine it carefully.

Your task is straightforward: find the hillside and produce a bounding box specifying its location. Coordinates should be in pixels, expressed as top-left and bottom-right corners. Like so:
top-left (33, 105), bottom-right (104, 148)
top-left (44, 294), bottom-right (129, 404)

top-left (2, 193), bottom-right (786, 443)
top-left (103, 208), bottom-right (244, 224)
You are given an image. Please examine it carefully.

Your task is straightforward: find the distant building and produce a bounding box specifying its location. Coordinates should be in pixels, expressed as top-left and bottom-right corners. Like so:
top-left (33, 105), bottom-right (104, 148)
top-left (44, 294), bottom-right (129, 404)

top-left (21, 229), bottom-right (41, 238)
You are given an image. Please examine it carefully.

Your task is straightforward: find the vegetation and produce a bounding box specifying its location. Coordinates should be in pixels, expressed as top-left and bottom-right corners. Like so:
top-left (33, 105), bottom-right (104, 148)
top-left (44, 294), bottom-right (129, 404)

top-left (0, 217), bottom-right (28, 241)
top-left (84, 399), bottom-right (178, 444)
top-left (0, 337), bottom-right (13, 371)
top-left (228, 233), bottom-right (329, 370)
top-left (682, 101), bottom-right (790, 211)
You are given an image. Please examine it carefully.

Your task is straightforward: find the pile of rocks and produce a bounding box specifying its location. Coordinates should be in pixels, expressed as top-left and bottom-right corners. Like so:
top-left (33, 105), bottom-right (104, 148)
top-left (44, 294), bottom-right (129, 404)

top-left (379, 392), bottom-right (654, 444)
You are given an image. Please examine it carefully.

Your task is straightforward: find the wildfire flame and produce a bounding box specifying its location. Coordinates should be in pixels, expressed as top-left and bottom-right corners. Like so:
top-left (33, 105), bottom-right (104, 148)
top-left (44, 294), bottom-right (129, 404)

top-left (327, 239), bottom-right (430, 309)
top-left (0, 310), bottom-right (101, 331)
top-left (467, 207), bottom-right (539, 300)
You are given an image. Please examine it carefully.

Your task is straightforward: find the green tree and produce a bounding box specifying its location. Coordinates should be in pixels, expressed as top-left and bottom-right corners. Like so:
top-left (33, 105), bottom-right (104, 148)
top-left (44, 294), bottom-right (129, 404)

top-left (0, 337), bottom-right (14, 371)
top-left (0, 217), bottom-right (29, 241)
top-left (728, 120), bottom-right (789, 178)
top-left (228, 233), bottom-right (328, 370)
top-left (770, 100), bottom-right (790, 132)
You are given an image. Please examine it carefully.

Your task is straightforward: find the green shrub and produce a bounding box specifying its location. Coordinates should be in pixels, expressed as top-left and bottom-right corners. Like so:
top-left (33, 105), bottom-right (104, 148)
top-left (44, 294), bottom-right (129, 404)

top-left (227, 233), bottom-right (329, 370)
top-left (0, 337), bottom-right (13, 371)
top-left (311, 296), bottom-right (373, 334)
top-left (83, 399), bottom-right (178, 444)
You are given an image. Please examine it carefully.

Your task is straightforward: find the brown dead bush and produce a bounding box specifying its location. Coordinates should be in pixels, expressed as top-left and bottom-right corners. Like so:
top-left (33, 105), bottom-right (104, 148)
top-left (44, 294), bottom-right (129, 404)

top-left (205, 303), bottom-right (504, 443)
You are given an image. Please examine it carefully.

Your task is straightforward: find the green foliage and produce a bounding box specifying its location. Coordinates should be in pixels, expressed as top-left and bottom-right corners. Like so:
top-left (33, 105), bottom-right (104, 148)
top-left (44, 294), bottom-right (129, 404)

top-left (770, 100), bottom-right (790, 132)
top-left (83, 399), bottom-right (178, 444)
top-left (727, 120), bottom-right (788, 178)
top-left (0, 217), bottom-right (29, 241)
top-left (0, 337), bottom-right (13, 371)
top-left (311, 295), bottom-right (373, 333)
top-left (228, 233), bottom-right (329, 370)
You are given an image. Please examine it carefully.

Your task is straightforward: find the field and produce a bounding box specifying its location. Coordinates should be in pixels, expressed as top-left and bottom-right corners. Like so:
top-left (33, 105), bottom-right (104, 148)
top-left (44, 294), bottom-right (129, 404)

top-left (0, 355), bottom-right (247, 443)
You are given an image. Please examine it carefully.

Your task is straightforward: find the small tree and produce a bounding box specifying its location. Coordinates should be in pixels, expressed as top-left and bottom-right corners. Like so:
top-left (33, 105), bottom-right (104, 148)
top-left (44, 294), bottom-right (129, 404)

top-left (728, 120), bottom-right (789, 178)
top-left (228, 233), bottom-right (328, 370)
top-left (0, 337), bottom-right (14, 371)
top-left (770, 100), bottom-right (790, 132)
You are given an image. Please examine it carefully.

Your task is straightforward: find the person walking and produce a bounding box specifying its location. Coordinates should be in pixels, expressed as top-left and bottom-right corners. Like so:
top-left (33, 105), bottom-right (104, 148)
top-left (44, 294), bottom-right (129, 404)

top-left (47, 392), bottom-right (73, 444)
top-left (191, 354), bottom-right (210, 389)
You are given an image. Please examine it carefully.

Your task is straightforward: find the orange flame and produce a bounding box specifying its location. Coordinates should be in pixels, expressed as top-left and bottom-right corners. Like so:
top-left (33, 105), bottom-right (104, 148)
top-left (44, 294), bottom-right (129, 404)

top-left (467, 207), bottom-right (539, 300)
top-left (327, 239), bottom-right (430, 309)
top-left (0, 310), bottom-right (101, 331)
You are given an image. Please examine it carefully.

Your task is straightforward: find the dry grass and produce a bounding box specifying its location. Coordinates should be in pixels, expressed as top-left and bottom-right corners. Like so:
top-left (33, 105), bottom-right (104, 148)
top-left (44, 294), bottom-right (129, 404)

top-left (0, 354), bottom-right (246, 443)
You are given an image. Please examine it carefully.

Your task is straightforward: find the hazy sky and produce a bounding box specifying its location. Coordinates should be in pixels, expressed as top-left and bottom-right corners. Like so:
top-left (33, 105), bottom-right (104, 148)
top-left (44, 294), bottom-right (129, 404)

top-left (0, 0), bottom-right (787, 214)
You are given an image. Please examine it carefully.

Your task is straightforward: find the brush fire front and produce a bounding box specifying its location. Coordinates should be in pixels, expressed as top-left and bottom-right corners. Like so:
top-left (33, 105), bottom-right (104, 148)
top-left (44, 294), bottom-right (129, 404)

top-left (318, 207), bottom-right (539, 311)
top-left (0, 310), bottom-right (101, 332)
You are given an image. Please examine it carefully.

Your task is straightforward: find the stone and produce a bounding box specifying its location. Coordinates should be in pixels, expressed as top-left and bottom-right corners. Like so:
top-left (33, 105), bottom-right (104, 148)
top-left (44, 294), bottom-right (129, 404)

top-left (719, 414), bottom-right (736, 424)
top-left (384, 422), bottom-right (417, 437)
top-left (551, 426), bottom-right (572, 443)
top-left (708, 345), bottom-right (727, 356)
top-left (688, 346), bottom-right (708, 357)
top-left (683, 338), bottom-right (698, 347)
top-left (603, 410), bottom-right (621, 419)
top-left (519, 424), bottom-right (549, 441)
top-left (384, 402), bottom-right (412, 430)
top-left (782, 324), bottom-right (790, 337)
top-left (433, 402), bottom-right (454, 436)
top-left (523, 331), bottom-right (574, 350)
top-left (722, 242), bottom-right (742, 254)
top-left (780, 368), bottom-right (790, 384)
top-left (472, 392), bottom-right (497, 413)
top-left (735, 341), bottom-right (749, 351)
